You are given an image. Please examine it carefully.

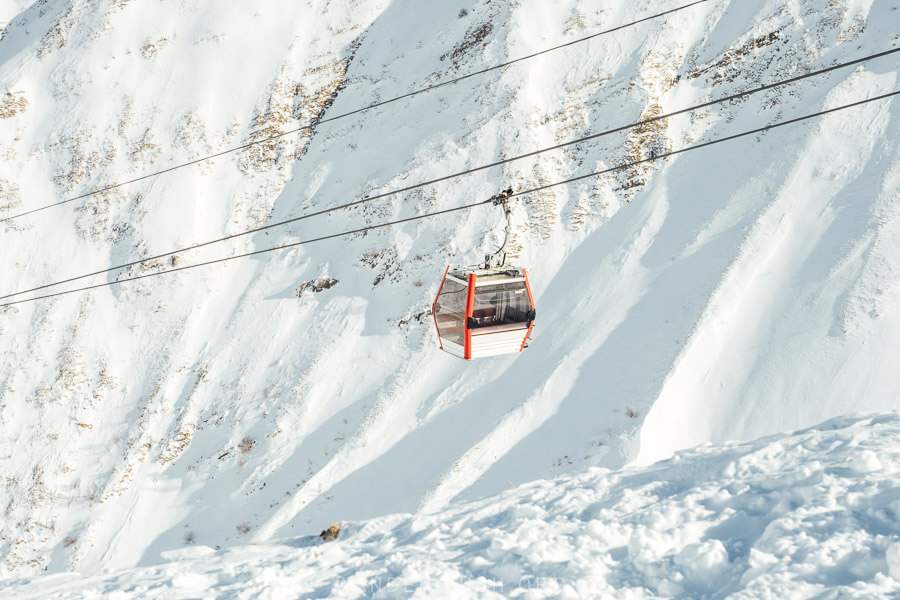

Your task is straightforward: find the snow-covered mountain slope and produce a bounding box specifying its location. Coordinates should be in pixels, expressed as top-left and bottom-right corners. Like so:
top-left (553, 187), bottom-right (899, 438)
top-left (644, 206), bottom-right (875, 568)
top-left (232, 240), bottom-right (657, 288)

top-left (0, 0), bottom-right (898, 580)
top-left (4, 413), bottom-right (900, 599)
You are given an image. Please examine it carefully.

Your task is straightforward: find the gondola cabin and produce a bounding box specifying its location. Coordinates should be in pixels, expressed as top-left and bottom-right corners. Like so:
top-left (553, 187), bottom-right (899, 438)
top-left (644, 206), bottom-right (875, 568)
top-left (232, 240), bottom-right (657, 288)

top-left (432, 266), bottom-right (535, 359)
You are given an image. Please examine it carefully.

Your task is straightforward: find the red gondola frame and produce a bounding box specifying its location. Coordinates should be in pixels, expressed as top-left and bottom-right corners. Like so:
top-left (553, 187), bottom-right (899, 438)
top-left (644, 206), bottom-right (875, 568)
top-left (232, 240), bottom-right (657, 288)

top-left (433, 266), bottom-right (535, 359)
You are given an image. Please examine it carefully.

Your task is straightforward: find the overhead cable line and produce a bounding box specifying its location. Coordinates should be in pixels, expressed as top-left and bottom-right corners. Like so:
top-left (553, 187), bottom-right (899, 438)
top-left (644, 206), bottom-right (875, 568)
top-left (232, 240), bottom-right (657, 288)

top-left (0, 0), bottom-right (712, 224)
top-left (2, 47), bottom-right (897, 302)
top-left (505, 90), bottom-right (899, 200)
top-left (2, 89), bottom-right (896, 309)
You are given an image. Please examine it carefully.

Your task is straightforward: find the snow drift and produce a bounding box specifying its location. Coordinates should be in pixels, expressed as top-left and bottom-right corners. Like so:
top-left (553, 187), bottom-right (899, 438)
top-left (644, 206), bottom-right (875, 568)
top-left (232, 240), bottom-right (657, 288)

top-left (3, 413), bottom-right (900, 598)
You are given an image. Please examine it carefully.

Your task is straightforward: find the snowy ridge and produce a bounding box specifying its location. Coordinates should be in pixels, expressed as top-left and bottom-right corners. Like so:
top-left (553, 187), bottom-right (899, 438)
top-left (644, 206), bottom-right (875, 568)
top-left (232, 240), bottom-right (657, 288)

top-left (0, 0), bottom-right (898, 583)
top-left (3, 413), bottom-right (900, 598)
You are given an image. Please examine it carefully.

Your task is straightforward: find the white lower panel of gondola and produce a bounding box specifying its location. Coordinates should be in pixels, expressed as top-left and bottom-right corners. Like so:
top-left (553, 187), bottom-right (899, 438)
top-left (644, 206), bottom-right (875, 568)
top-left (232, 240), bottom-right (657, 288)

top-left (440, 339), bottom-right (465, 358)
top-left (470, 329), bottom-right (528, 358)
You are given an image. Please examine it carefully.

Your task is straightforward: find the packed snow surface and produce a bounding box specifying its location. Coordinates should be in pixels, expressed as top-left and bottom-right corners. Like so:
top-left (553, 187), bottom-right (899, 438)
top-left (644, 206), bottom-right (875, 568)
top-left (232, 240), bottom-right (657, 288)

top-left (0, 0), bottom-right (898, 588)
top-left (3, 413), bottom-right (900, 599)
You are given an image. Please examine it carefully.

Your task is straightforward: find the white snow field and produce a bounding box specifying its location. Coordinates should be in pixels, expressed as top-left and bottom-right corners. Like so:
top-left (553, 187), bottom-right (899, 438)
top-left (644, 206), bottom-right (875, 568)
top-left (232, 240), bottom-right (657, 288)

top-left (0, 0), bottom-right (898, 595)
top-left (3, 413), bottom-right (900, 599)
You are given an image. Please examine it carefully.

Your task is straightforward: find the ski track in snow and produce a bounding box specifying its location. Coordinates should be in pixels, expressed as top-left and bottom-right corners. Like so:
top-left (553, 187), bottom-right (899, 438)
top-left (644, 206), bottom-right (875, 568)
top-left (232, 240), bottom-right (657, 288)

top-left (0, 0), bottom-right (898, 587)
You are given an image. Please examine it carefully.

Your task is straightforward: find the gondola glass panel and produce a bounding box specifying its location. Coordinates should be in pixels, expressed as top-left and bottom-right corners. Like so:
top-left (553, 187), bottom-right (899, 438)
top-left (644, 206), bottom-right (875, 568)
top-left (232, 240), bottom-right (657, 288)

top-left (470, 282), bottom-right (531, 333)
top-left (434, 279), bottom-right (467, 346)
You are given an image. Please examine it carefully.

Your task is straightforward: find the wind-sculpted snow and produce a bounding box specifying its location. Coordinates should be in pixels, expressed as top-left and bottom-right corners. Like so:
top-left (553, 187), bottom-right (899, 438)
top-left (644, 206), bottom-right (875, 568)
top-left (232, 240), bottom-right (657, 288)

top-left (3, 413), bottom-right (900, 598)
top-left (0, 0), bottom-right (898, 581)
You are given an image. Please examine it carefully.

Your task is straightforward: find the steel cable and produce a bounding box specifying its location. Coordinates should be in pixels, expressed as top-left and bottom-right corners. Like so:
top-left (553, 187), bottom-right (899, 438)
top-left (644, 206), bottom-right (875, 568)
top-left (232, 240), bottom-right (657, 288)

top-left (2, 89), bottom-right (896, 308)
top-left (2, 46), bottom-right (896, 302)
